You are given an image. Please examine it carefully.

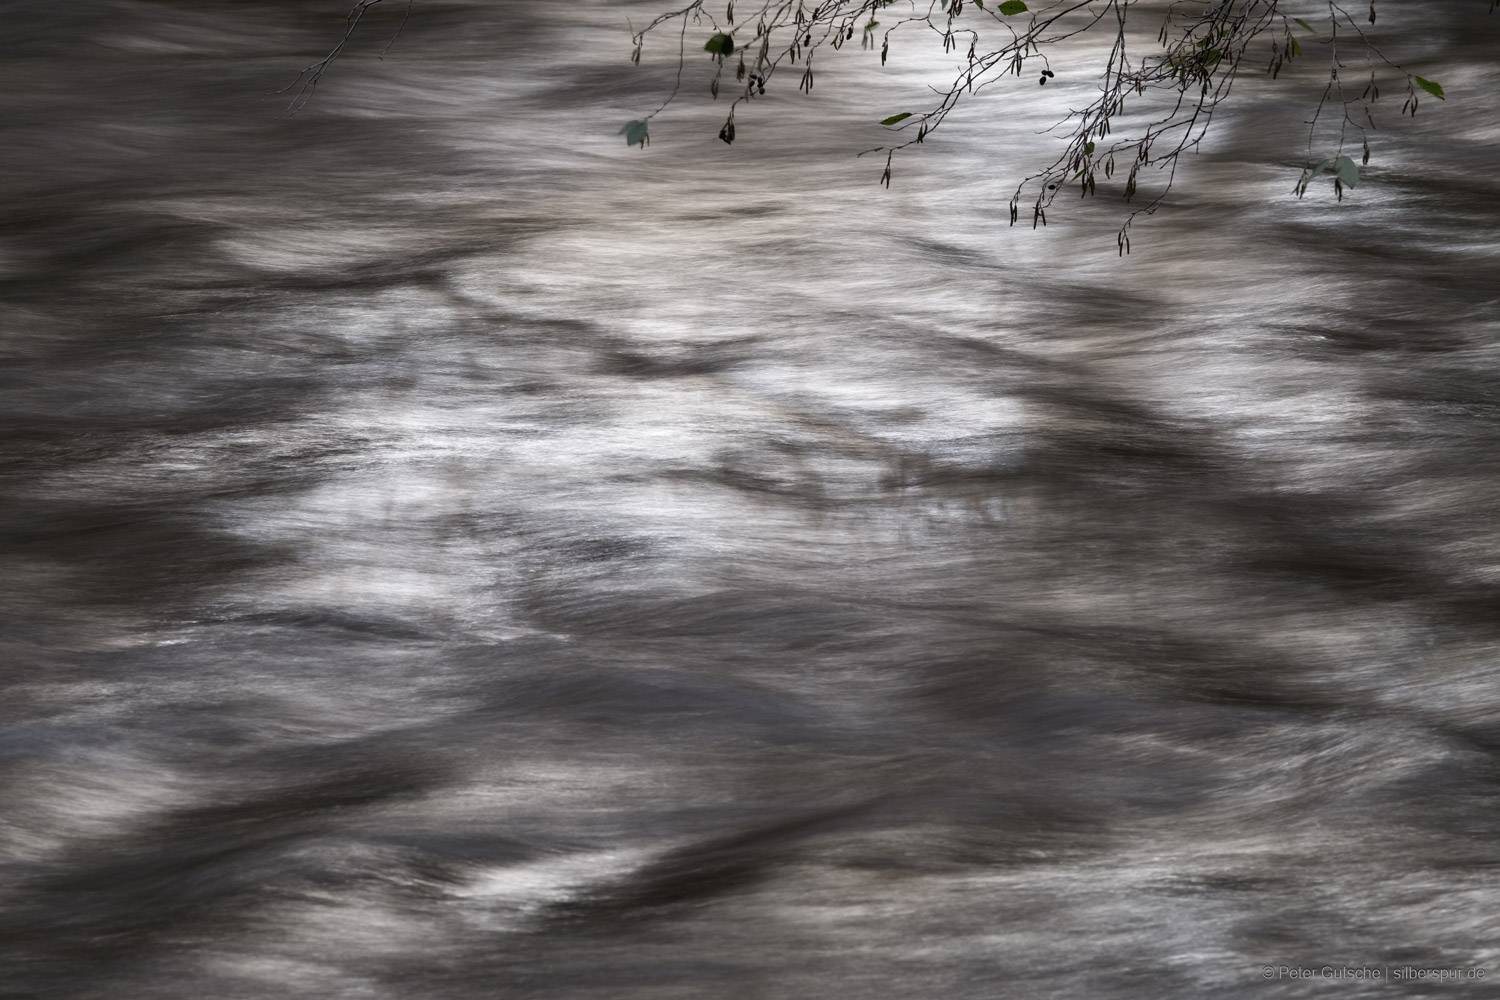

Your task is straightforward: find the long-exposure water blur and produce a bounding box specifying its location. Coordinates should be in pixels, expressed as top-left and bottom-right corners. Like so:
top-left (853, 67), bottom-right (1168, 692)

top-left (3, 1), bottom-right (1499, 997)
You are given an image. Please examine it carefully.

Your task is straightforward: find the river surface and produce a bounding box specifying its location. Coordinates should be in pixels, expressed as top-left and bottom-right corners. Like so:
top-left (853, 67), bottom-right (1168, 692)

top-left (3, 2), bottom-right (1500, 997)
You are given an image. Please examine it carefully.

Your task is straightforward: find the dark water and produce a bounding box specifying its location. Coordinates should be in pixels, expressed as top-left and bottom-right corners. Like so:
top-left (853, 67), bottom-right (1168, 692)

top-left (4, 2), bottom-right (1500, 997)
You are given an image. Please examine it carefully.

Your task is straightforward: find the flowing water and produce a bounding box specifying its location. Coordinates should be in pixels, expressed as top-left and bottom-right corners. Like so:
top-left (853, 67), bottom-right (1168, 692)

top-left (3, 2), bottom-right (1500, 997)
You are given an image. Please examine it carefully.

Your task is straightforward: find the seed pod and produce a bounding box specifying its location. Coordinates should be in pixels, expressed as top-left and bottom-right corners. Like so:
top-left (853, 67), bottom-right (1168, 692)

top-left (719, 118), bottom-right (736, 144)
top-left (737, 56), bottom-right (745, 80)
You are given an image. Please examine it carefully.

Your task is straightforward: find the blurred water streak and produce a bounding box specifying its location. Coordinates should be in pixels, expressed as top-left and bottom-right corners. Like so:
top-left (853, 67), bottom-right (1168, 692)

top-left (2, 2), bottom-right (1499, 997)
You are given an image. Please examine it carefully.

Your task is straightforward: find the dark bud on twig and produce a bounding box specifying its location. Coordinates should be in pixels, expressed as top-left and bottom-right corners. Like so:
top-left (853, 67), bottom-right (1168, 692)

top-left (719, 118), bottom-right (736, 144)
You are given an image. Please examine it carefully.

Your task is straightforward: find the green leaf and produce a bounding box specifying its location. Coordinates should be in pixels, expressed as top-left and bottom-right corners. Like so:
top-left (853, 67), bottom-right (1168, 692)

top-left (1294, 17), bottom-right (1314, 31)
top-left (1413, 76), bottom-right (1445, 100)
top-left (998, 0), bottom-right (1027, 15)
top-left (972, 0), bottom-right (983, 8)
top-left (1333, 154), bottom-right (1359, 188)
top-left (620, 119), bottom-right (649, 147)
top-left (879, 112), bottom-right (913, 125)
top-left (1307, 158), bottom-right (1330, 178)
top-left (704, 33), bottom-right (735, 56)
top-left (1084, 141), bottom-right (1095, 155)
top-left (1289, 35), bottom-right (1302, 56)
